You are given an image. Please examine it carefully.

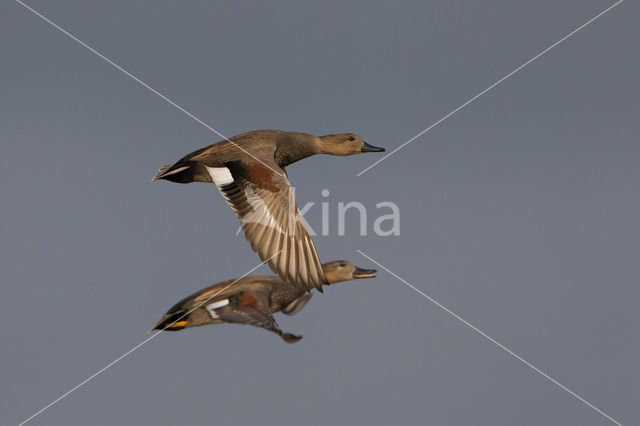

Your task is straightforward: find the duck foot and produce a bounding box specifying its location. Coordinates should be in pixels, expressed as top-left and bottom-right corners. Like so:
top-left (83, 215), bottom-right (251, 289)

top-left (280, 332), bottom-right (303, 344)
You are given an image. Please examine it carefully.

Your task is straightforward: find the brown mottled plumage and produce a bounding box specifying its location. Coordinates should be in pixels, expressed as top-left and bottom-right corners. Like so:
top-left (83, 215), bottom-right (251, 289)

top-left (152, 130), bottom-right (385, 293)
top-left (149, 260), bottom-right (376, 343)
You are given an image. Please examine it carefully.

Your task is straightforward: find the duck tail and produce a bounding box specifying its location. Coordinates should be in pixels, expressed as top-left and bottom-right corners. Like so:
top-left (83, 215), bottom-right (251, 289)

top-left (147, 311), bottom-right (189, 334)
top-left (151, 161), bottom-right (195, 183)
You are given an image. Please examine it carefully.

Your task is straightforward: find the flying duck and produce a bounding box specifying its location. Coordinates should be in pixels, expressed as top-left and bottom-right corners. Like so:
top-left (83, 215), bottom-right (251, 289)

top-left (149, 260), bottom-right (377, 343)
top-left (152, 129), bottom-right (384, 292)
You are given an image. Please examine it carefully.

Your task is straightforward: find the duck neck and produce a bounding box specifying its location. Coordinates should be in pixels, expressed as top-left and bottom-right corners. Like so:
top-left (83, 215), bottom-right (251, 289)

top-left (274, 132), bottom-right (321, 168)
top-left (322, 271), bottom-right (347, 286)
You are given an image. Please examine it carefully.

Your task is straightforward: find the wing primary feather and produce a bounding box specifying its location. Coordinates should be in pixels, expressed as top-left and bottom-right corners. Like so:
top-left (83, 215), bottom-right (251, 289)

top-left (301, 235), bottom-right (320, 291)
top-left (296, 238), bottom-right (308, 290)
top-left (277, 229), bottom-right (289, 283)
top-left (288, 236), bottom-right (298, 285)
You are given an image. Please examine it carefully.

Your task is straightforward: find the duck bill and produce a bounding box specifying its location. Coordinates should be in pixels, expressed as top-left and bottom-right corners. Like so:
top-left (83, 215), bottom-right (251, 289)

top-left (361, 142), bottom-right (386, 153)
top-left (352, 266), bottom-right (377, 279)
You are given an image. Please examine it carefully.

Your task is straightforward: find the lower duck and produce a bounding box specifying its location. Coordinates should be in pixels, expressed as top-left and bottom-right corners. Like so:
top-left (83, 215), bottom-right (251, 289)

top-left (149, 260), bottom-right (377, 343)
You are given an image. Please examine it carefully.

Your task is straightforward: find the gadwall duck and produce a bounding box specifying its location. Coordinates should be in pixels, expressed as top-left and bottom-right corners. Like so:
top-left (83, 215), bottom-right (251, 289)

top-left (149, 260), bottom-right (376, 343)
top-left (152, 130), bottom-right (384, 292)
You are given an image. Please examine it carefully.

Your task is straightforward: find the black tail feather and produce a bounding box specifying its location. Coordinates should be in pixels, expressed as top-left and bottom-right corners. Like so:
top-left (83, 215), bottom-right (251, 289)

top-left (151, 161), bottom-right (196, 183)
top-left (148, 310), bottom-right (188, 334)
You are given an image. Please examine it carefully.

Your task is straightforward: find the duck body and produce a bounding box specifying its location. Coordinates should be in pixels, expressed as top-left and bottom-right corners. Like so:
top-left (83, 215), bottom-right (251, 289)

top-left (152, 129), bottom-right (385, 293)
top-left (154, 130), bottom-right (318, 184)
top-left (150, 260), bottom-right (377, 343)
top-left (154, 275), bottom-right (305, 327)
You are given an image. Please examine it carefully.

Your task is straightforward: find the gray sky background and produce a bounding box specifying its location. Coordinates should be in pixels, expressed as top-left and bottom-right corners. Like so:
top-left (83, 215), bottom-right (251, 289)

top-left (2, 1), bottom-right (638, 425)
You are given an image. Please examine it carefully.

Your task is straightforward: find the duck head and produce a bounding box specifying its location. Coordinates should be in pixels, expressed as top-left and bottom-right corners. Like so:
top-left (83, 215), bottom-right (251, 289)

top-left (322, 260), bottom-right (377, 284)
top-left (318, 133), bottom-right (385, 156)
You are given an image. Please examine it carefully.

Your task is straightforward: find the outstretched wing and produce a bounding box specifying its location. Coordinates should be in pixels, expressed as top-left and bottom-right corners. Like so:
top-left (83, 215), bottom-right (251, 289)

top-left (203, 158), bottom-right (327, 292)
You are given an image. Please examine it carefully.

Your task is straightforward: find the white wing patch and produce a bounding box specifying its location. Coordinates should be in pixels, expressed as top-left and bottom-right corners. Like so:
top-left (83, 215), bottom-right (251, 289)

top-left (206, 166), bottom-right (234, 186)
top-left (206, 299), bottom-right (229, 318)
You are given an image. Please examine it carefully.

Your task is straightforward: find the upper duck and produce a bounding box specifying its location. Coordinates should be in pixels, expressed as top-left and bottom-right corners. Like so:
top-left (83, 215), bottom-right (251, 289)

top-left (152, 129), bottom-right (385, 292)
top-left (149, 260), bottom-right (377, 343)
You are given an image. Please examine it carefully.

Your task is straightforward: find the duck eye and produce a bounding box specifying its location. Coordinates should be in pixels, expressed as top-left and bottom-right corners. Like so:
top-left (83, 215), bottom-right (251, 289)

top-left (348, 136), bottom-right (355, 141)
top-left (340, 263), bottom-right (346, 267)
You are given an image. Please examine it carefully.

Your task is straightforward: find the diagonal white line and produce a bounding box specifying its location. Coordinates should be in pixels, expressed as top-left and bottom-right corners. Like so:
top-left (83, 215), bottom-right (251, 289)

top-left (15, 0), bottom-right (283, 177)
top-left (357, 0), bottom-right (624, 176)
top-left (16, 252), bottom-right (281, 426)
top-left (356, 250), bottom-right (623, 426)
